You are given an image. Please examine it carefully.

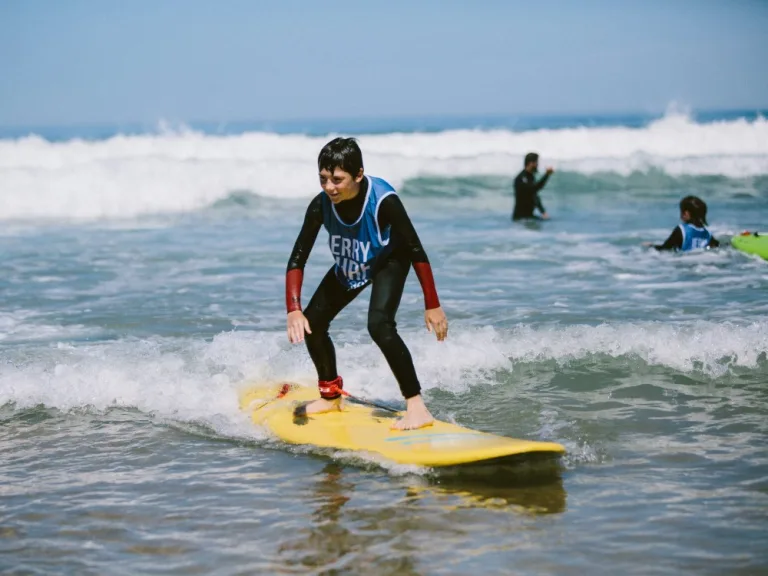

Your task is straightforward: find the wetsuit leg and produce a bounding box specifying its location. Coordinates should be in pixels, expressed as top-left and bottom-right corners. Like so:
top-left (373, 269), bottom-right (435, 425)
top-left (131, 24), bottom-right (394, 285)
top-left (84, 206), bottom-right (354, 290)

top-left (303, 267), bottom-right (366, 381)
top-left (367, 251), bottom-right (422, 399)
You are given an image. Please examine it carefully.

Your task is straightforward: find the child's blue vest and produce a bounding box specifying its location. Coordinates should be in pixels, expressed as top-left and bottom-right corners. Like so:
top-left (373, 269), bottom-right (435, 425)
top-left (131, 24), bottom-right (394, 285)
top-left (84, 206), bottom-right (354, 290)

top-left (679, 222), bottom-right (712, 252)
top-left (321, 176), bottom-right (395, 289)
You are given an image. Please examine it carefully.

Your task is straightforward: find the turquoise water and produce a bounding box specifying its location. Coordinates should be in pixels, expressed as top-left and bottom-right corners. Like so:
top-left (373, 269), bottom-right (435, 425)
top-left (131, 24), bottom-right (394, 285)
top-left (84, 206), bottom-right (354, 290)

top-left (2, 113), bottom-right (768, 574)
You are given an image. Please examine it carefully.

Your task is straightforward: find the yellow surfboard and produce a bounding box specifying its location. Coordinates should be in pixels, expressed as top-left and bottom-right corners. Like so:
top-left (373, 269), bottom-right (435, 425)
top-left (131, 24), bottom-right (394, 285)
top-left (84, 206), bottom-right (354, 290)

top-left (238, 382), bottom-right (566, 467)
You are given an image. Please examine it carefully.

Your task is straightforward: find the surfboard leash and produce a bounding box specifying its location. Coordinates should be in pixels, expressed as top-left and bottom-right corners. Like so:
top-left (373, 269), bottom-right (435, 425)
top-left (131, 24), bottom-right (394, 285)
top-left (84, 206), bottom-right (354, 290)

top-left (248, 382), bottom-right (294, 413)
top-left (256, 381), bottom-right (400, 415)
top-left (339, 390), bottom-right (401, 414)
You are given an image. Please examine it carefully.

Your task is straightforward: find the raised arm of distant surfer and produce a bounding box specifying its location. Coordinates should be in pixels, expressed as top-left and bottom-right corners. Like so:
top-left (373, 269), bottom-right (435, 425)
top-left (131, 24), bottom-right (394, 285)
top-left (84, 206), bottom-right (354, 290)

top-left (512, 152), bottom-right (554, 221)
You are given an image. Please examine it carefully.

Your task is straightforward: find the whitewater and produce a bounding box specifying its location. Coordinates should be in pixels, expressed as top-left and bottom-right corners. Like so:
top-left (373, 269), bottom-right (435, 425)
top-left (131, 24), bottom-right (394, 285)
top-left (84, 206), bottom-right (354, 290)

top-left (1, 111), bottom-right (767, 220)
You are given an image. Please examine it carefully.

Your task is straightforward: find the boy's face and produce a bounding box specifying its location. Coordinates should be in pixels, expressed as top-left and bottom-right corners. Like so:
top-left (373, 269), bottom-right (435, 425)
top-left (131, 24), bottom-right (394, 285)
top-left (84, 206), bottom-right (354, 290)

top-left (681, 210), bottom-right (691, 222)
top-left (319, 167), bottom-right (364, 204)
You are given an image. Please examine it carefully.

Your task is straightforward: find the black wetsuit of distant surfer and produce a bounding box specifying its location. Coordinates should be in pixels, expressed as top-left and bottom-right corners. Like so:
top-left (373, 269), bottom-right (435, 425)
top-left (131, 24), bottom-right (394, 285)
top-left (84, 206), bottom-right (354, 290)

top-left (653, 226), bottom-right (720, 251)
top-left (512, 168), bottom-right (551, 220)
top-left (286, 176), bottom-right (440, 400)
top-left (652, 196), bottom-right (720, 252)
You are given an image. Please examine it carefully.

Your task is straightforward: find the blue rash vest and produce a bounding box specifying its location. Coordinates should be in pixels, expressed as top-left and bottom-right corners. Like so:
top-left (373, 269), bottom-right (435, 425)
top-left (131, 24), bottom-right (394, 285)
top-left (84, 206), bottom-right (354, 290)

top-left (321, 175), bottom-right (396, 289)
top-left (679, 222), bottom-right (713, 252)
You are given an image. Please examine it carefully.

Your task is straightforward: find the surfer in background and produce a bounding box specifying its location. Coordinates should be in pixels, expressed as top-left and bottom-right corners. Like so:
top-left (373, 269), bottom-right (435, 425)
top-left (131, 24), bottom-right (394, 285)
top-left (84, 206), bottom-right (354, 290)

top-left (285, 137), bottom-right (448, 430)
top-left (512, 152), bottom-right (554, 220)
top-left (645, 195), bottom-right (720, 251)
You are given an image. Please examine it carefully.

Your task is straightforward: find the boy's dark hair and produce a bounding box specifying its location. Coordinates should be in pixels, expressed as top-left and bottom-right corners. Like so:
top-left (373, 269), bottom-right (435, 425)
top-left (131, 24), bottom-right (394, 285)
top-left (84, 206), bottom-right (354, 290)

top-left (318, 137), bottom-right (364, 176)
top-left (524, 152), bottom-right (539, 166)
top-left (680, 195), bottom-right (708, 226)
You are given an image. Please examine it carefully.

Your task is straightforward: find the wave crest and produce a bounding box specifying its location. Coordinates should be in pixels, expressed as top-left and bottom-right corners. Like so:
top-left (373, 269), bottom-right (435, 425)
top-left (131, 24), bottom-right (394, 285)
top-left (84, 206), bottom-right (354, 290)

top-left (1, 112), bottom-right (767, 220)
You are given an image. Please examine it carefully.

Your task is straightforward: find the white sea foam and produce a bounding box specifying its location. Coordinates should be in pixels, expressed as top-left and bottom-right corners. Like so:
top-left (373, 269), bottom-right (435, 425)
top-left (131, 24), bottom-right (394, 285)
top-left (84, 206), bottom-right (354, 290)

top-left (2, 321), bottom-right (764, 418)
top-left (0, 311), bottom-right (101, 344)
top-left (1, 112), bottom-right (766, 220)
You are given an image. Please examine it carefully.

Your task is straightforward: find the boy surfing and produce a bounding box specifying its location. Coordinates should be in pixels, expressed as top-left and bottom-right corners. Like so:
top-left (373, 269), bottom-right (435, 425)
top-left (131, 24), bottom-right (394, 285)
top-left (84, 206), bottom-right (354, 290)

top-left (285, 137), bottom-right (448, 430)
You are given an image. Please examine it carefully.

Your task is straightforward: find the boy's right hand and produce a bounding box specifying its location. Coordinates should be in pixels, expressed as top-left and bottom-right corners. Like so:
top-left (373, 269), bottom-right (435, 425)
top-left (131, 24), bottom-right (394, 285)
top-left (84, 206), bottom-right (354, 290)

top-left (287, 310), bottom-right (312, 344)
top-left (545, 167), bottom-right (555, 175)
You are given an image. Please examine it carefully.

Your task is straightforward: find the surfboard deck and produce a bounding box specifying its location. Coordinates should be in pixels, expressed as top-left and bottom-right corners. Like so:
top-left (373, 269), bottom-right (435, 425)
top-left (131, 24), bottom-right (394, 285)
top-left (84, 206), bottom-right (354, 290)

top-left (238, 382), bottom-right (566, 467)
top-left (732, 232), bottom-right (768, 260)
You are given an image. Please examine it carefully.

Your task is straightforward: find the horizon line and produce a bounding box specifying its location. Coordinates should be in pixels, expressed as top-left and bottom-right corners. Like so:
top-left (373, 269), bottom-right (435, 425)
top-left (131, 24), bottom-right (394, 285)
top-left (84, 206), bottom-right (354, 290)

top-left (1, 105), bottom-right (767, 133)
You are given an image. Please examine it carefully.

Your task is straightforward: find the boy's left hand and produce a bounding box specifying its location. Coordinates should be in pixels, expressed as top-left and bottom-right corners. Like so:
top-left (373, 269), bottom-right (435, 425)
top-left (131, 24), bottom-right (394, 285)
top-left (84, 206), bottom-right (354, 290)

top-left (425, 307), bottom-right (448, 341)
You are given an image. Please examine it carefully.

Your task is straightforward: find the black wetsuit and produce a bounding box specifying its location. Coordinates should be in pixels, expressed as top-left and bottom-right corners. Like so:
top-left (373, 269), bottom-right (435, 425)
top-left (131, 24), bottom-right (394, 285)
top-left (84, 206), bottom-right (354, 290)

top-left (512, 169), bottom-right (551, 220)
top-left (286, 179), bottom-right (438, 399)
top-left (654, 226), bottom-right (720, 251)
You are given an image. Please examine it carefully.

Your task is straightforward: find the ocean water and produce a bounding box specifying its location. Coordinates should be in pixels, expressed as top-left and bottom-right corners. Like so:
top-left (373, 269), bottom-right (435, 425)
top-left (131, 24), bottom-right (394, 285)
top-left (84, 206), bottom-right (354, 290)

top-left (1, 110), bottom-right (767, 575)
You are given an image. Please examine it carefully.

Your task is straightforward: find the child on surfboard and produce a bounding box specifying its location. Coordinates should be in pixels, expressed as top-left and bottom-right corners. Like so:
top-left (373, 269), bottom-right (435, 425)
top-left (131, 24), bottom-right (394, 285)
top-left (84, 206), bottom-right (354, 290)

top-left (285, 137), bottom-right (448, 430)
top-left (644, 195), bottom-right (720, 252)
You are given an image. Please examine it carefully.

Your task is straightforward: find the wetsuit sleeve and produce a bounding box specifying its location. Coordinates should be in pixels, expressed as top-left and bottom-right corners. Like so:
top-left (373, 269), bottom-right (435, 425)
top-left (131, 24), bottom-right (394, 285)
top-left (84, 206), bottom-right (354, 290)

top-left (654, 226), bottom-right (683, 251)
top-left (286, 194), bottom-right (323, 312)
top-left (378, 195), bottom-right (440, 309)
top-left (709, 236), bottom-right (720, 248)
top-left (514, 172), bottom-right (550, 216)
top-left (515, 172), bottom-right (550, 193)
top-left (534, 173), bottom-right (551, 193)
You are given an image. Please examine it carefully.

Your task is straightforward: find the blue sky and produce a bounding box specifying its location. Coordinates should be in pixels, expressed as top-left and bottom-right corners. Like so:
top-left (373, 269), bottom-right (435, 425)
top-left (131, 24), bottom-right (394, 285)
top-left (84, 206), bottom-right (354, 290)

top-left (1, 0), bottom-right (767, 126)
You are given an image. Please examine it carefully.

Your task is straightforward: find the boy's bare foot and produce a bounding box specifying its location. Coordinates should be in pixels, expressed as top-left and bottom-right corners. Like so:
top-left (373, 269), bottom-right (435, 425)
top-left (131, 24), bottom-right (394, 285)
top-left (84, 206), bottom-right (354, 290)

top-left (392, 394), bottom-right (434, 430)
top-left (303, 397), bottom-right (343, 415)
